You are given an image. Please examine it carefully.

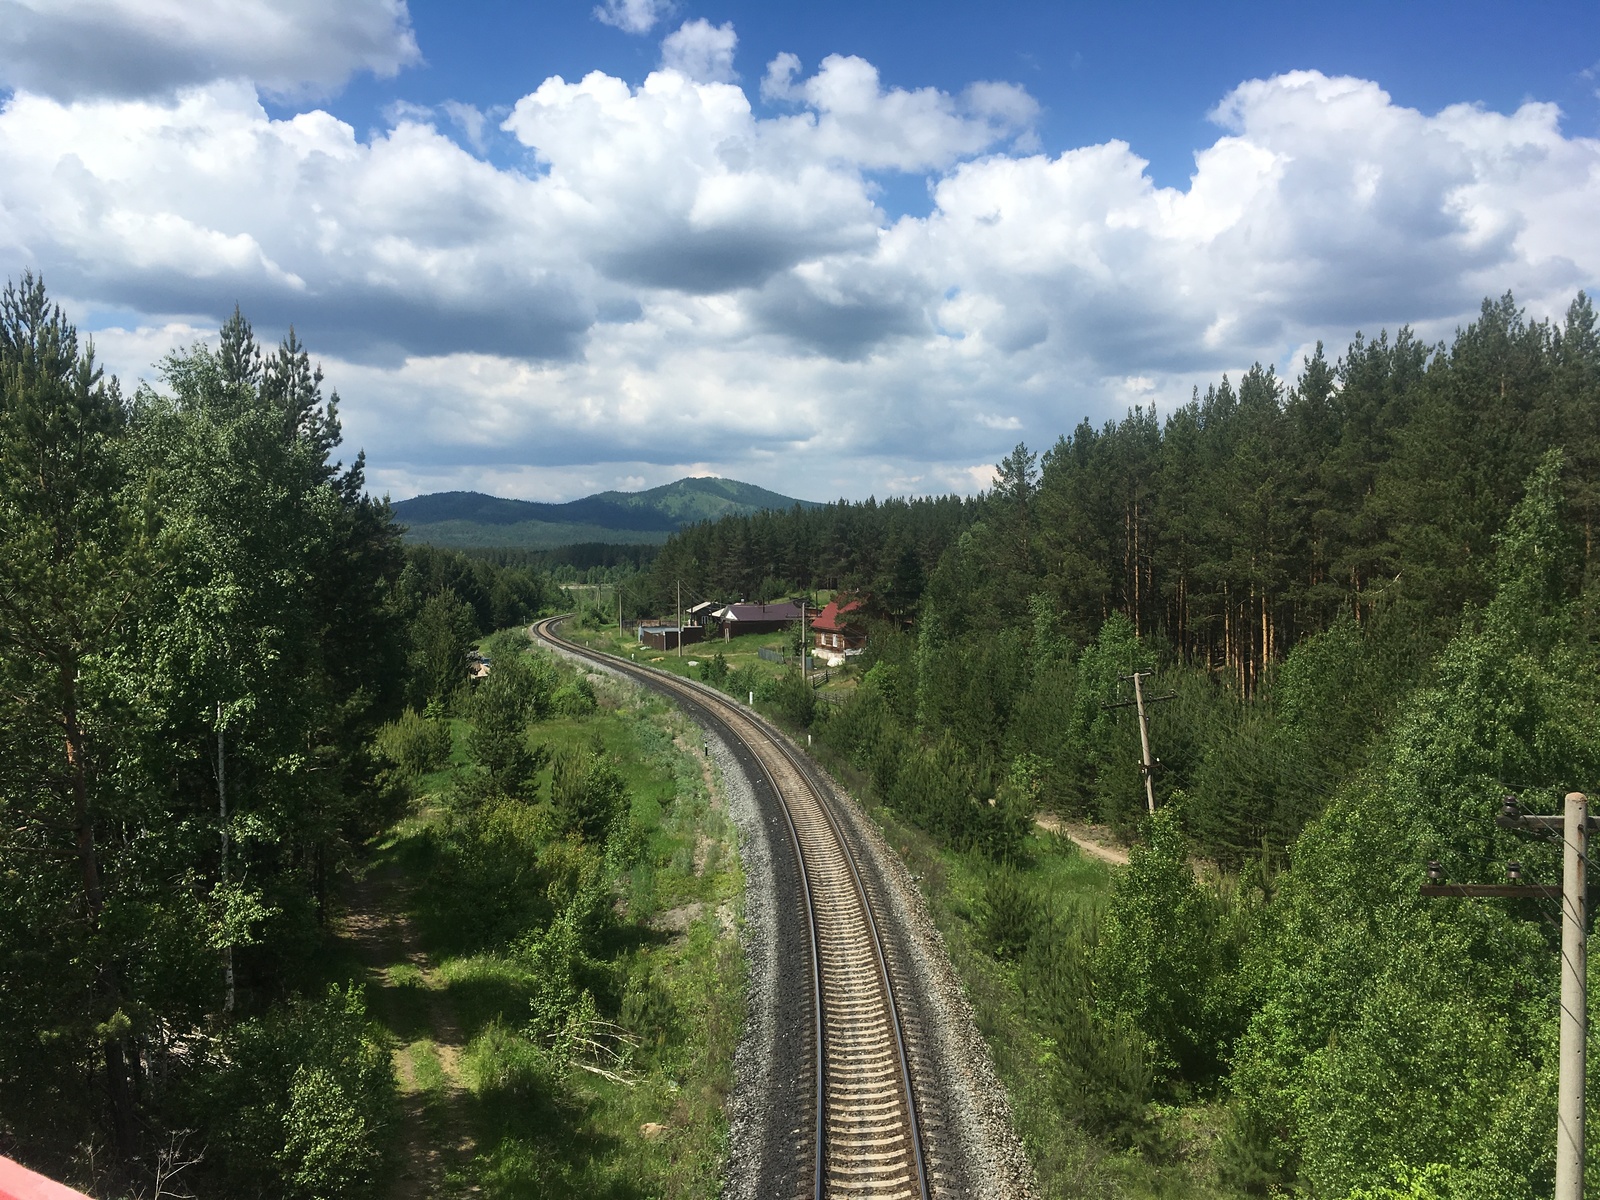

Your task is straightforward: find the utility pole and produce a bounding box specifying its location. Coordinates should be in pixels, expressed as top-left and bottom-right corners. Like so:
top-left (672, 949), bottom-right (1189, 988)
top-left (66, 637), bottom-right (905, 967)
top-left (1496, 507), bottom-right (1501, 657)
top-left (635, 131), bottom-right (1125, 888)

top-left (676, 578), bottom-right (682, 658)
top-left (801, 597), bottom-right (808, 681)
top-left (1423, 792), bottom-right (1592, 1200)
top-left (1103, 670), bottom-right (1175, 814)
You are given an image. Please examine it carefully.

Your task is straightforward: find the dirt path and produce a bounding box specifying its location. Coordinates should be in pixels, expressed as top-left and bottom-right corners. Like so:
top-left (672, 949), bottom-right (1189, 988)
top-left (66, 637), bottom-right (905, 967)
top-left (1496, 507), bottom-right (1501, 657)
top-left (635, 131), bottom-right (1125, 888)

top-left (338, 857), bottom-right (477, 1198)
top-left (1033, 813), bottom-right (1131, 866)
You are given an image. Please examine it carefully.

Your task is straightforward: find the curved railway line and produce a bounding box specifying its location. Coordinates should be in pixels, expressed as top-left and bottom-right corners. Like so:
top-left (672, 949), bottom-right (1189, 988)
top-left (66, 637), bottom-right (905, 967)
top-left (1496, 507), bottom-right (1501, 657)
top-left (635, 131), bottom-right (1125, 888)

top-left (532, 617), bottom-right (931, 1200)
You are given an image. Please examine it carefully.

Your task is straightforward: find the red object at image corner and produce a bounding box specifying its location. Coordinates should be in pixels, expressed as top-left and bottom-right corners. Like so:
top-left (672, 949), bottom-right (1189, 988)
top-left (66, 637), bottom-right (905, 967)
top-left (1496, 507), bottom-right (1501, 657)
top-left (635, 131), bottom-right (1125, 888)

top-left (0, 1157), bottom-right (93, 1200)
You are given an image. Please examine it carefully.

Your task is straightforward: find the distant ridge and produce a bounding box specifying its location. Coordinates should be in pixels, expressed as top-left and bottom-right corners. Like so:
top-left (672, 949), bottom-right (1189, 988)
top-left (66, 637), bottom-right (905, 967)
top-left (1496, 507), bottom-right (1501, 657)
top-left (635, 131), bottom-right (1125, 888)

top-left (393, 476), bottom-right (820, 550)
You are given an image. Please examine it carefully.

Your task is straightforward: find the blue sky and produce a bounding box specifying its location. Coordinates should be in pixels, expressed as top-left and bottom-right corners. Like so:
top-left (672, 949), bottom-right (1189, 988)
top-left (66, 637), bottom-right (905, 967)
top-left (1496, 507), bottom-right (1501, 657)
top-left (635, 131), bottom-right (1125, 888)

top-left (1, 1), bottom-right (1597, 502)
top-left (320, 1), bottom-right (1600, 194)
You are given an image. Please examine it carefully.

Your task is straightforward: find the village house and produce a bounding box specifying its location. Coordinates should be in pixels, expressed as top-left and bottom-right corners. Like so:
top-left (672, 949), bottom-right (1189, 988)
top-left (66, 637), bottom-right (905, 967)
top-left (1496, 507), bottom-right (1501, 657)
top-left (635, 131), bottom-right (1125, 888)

top-left (714, 600), bottom-right (805, 639)
top-left (811, 598), bottom-right (867, 666)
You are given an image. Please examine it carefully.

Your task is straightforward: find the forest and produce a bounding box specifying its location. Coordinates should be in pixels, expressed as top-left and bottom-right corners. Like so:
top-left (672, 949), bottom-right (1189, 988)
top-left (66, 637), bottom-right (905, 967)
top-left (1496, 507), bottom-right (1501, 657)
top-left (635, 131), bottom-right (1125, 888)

top-left (629, 290), bottom-right (1600, 1196)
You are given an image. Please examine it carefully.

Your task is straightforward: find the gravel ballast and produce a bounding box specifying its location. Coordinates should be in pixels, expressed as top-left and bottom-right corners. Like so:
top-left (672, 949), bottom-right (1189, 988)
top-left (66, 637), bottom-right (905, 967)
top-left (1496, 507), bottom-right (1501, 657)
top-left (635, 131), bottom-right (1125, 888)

top-left (536, 631), bottom-right (1034, 1199)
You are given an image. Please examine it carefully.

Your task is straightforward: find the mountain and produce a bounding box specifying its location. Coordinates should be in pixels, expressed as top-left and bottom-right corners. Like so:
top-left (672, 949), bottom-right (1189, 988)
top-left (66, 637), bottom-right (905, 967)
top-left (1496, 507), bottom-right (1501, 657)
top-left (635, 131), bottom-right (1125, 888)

top-left (392, 476), bottom-right (820, 549)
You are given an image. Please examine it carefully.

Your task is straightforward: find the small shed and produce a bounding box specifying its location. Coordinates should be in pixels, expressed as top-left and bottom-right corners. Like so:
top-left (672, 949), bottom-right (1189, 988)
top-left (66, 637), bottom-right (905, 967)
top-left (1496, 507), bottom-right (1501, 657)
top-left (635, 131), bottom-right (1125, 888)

top-left (639, 624), bottom-right (704, 651)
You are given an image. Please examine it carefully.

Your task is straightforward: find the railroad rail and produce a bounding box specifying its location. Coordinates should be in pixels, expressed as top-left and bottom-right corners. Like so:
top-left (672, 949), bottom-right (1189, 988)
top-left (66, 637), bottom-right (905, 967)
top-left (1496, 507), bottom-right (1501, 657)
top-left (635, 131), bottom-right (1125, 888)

top-left (533, 618), bottom-right (930, 1200)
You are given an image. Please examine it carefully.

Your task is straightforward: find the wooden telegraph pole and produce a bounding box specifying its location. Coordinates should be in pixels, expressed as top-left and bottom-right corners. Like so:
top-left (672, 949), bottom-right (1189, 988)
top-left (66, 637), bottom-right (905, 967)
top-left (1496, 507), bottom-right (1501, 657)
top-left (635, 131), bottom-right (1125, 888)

top-left (1422, 792), bottom-right (1592, 1200)
top-left (676, 579), bottom-right (682, 657)
top-left (1103, 670), bottom-right (1175, 813)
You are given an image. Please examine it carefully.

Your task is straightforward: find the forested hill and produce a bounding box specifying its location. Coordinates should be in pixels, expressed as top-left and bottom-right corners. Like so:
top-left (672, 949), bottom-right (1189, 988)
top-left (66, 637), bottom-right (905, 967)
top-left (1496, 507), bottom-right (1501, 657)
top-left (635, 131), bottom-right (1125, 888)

top-left (394, 475), bottom-right (820, 549)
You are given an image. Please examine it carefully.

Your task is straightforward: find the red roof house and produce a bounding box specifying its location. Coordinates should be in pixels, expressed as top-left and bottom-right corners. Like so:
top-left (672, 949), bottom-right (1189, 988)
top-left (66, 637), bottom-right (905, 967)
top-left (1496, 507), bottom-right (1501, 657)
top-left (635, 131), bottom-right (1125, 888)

top-left (812, 598), bottom-right (867, 659)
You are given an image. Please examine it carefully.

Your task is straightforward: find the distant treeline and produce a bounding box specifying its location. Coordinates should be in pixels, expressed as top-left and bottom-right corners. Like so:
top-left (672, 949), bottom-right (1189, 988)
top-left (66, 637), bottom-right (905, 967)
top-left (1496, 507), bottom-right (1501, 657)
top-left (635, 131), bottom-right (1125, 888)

top-left (644, 292), bottom-right (1599, 691)
top-left (464, 540), bottom-right (659, 581)
top-left (636, 493), bottom-right (976, 617)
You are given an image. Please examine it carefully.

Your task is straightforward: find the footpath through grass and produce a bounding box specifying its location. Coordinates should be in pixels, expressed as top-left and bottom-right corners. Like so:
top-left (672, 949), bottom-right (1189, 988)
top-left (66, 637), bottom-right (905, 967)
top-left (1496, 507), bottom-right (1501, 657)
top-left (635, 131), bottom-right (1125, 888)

top-left (328, 635), bottom-right (745, 1198)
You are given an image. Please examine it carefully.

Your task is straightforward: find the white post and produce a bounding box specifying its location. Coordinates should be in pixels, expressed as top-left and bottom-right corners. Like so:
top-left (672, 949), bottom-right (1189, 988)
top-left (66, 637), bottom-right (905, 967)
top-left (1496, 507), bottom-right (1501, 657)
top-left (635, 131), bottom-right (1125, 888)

top-left (1557, 791), bottom-right (1588, 1200)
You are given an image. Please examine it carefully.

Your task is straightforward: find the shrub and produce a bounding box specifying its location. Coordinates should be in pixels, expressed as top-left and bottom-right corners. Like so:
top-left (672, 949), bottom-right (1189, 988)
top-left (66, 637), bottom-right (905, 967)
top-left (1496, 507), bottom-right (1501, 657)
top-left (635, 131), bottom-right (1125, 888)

top-left (768, 667), bottom-right (816, 727)
top-left (1095, 803), bottom-right (1244, 1089)
top-left (550, 747), bottom-right (628, 843)
top-left (374, 708), bottom-right (452, 776)
top-left (552, 673), bottom-right (597, 716)
top-left (979, 864), bottom-right (1038, 960)
top-left (187, 984), bottom-right (394, 1200)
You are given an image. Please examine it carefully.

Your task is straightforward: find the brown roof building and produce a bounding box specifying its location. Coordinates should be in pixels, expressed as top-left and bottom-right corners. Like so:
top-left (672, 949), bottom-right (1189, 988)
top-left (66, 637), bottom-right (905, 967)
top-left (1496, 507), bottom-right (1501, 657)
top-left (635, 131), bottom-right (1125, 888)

top-left (715, 601), bottom-right (804, 639)
top-left (812, 598), bottom-right (866, 663)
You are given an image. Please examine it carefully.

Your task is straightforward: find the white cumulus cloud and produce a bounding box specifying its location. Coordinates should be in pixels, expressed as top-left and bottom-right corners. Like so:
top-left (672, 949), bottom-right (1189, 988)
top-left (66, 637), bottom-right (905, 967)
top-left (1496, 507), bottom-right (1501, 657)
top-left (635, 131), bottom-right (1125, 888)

top-left (594, 0), bottom-right (674, 36)
top-left (660, 19), bottom-right (738, 85)
top-left (1, 48), bottom-right (1596, 503)
top-left (0, 0), bottom-right (419, 100)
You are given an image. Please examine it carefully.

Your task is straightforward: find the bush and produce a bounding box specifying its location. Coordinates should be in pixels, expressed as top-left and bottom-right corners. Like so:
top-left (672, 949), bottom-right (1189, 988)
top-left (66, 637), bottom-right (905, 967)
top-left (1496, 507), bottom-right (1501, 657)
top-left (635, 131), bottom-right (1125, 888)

top-left (463, 1020), bottom-right (552, 1099)
top-left (374, 707), bottom-right (453, 776)
top-left (550, 747), bottom-right (628, 843)
top-left (187, 984), bottom-right (395, 1200)
top-left (469, 654), bottom-right (553, 795)
top-left (552, 673), bottom-right (597, 716)
top-left (979, 865), bottom-right (1039, 960)
top-left (1019, 903), bottom-right (1152, 1144)
top-left (418, 798), bottom-right (554, 951)
top-left (1095, 803), bottom-right (1245, 1089)
top-left (768, 667), bottom-right (816, 727)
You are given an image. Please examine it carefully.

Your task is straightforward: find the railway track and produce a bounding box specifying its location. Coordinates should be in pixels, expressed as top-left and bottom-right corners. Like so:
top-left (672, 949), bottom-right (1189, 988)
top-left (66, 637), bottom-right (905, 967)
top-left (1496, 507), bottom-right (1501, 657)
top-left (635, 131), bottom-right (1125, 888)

top-left (533, 618), bottom-right (931, 1200)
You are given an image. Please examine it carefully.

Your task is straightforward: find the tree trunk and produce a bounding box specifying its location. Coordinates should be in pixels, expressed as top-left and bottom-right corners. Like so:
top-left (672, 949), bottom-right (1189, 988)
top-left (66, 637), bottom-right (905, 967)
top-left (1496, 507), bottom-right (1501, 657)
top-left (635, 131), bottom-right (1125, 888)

top-left (63, 651), bottom-right (136, 1163)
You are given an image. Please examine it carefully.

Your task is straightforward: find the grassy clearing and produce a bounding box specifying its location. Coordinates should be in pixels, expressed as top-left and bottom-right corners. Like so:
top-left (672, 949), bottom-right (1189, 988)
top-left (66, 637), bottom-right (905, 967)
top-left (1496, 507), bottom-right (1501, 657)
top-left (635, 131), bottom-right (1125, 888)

top-left (563, 620), bottom-right (857, 702)
top-left (331, 636), bottom-right (746, 1199)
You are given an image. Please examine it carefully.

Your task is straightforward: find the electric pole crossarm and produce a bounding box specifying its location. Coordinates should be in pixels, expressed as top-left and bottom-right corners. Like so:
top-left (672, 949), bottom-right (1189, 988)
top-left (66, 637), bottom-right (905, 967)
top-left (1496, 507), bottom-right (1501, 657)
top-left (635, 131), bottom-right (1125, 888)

top-left (1418, 884), bottom-right (1562, 899)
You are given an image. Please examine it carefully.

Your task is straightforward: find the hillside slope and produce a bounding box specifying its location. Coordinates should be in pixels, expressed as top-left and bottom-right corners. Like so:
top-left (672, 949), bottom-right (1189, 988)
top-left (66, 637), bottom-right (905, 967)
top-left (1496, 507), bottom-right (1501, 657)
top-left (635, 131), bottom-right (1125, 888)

top-left (393, 476), bottom-right (818, 549)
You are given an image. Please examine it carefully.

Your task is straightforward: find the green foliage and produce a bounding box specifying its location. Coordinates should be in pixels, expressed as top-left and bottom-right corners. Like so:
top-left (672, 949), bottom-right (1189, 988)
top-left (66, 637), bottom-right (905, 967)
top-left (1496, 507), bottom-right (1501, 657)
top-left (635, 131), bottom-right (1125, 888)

top-left (767, 666), bottom-right (817, 726)
top-left (408, 588), bottom-right (478, 707)
top-left (417, 798), bottom-right (555, 952)
top-left (697, 651), bottom-right (730, 686)
top-left (1343, 1163), bottom-right (1456, 1200)
top-left (551, 745), bottom-right (629, 843)
top-left (1016, 892), bottom-right (1153, 1145)
top-left (187, 984), bottom-right (394, 1200)
top-left (1096, 804), bottom-right (1249, 1089)
top-left (1225, 455), bottom-right (1595, 1197)
top-left (468, 651), bottom-right (552, 796)
top-left (374, 707), bottom-right (453, 777)
top-left (978, 864), bottom-right (1038, 961)
top-left (552, 672), bottom-right (598, 715)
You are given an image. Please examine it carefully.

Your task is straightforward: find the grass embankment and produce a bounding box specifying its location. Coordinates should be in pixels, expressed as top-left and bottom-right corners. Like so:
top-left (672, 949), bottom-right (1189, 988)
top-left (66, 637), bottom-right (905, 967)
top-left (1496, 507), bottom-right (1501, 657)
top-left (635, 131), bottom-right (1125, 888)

top-left (327, 640), bottom-right (744, 1198)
